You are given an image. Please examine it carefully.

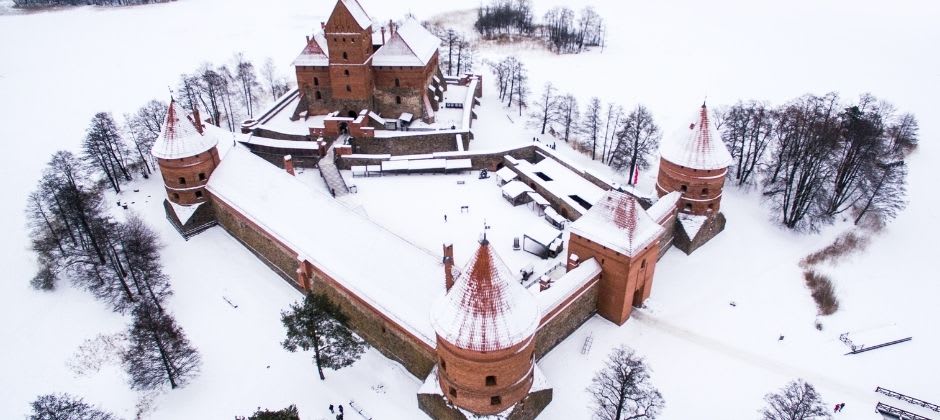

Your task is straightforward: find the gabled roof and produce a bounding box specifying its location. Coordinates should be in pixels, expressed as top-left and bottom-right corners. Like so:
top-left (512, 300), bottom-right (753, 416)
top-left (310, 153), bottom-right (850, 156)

top-left (372, 19), bottom-right (439, 67)
top-left (660, 104), bottom-right (733, 170)
top-left (293, 33), bottom-right (329, 67)
top-left (329, 0), bottom-right (372, 30)
top-left (151, 99), bottom-right (217, 160)
top-left (570, 190), bottom-right (665, 258)
top-left (431, 239), bottom-right (539, 352)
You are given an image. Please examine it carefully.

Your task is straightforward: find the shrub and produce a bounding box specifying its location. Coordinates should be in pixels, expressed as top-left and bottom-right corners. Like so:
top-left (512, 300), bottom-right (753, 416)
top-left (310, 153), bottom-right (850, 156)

top-left (803, 270), bottom-right (839, 315)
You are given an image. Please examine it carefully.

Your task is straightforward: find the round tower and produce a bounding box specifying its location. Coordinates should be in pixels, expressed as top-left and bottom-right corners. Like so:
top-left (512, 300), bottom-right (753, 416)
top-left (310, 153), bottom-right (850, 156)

top-left (656, 103), bottom-right (733, 215)
top-left (152, 99), bottom-right (220, 206)
top-left (430, 238), bottom-right (539, 415)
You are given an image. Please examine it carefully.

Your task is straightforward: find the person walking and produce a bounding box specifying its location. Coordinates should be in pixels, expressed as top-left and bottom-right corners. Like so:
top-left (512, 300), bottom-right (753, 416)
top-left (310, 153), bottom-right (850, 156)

top-left (339, 404), bottom-right (344, 414)
top-left (329, 404), bottom-right (334, 413)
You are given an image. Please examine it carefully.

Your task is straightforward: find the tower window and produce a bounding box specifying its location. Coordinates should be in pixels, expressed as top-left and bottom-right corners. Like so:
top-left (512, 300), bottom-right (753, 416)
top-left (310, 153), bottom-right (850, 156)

top-left (485, 376), bottom-right (497, 386)
top-left (346, 85), bottom-right (351, 92)
top-left (198, 173), bottom-right (206, 181)
top-left (195, 190), bottom-right (203, 198)
top-left (449, 387), bottom-right (457, 398)
top-left (680, 185), bottom-right (688, 192)
top-left (315, 91), bottom-right (322, 100)
top-left (490, 396), bottom-right (502, 406)
top-left (344, 69), bottom-right (350, 76)
top-left (394, 78), bottom-right (400, 87)
top-left (178, 177), bottom-right (186, 185)
top-left (342, 51), bottom-right (348, 60)
top-left (685, 203), bottom-right (692, 211)
top-left (701, 187), bottom-right (709, 196)
top-left (314, 77), bottom-right (319, 86)
top-left (172, 193), bottom-right (180, 200)
top-left (395, 96), bottom-right (401, 104)
top-left (708, 203), bottom-right (715, 211)
top-left (440, 359), bottom-right (446, 371)
top-left (641, 259), bottom-right (647, 268)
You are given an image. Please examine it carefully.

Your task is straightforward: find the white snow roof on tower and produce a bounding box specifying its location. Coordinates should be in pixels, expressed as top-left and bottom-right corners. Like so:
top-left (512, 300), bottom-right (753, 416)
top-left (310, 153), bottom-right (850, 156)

top-left (660, 104), bottom-right (733, 170)
top-left (151, 100), bottom-right (218, 160)
top-left (372, 19), bottom-right (439, 67)
top-left (293, 33), bottom-right (329, 67)
top-left (339, 0), bottom-right (371, 30)
top-left (570, 190), bottom-right (665, 258)
top-left (430, 240), bottom-right (539, 352)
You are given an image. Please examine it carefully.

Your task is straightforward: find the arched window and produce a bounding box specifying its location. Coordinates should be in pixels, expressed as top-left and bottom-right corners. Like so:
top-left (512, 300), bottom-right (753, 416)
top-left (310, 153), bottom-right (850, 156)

top-left (490, 396), bottom-right (502, 406)
top-left (342, 51), bottom-right (348, 60)
top-left (344, 69), bottom-right (350, 76)
top-left (345, 85), bottom-right (351, 92)
top-left (394, 78), bottom-right (400, 87)
top-left (172, 193), bottom-right (180, 200)
top-left (395, 96), bottom-right (401, 104)
top-left (702, 187), bottom-right (709, 196)
top-left (680, 185), bottom-right (688, 192)
top-left (313, 77), bottom-right (319, 86)
top-left (195, 190), bottom-right (203, 198)
top-left (315, 91), bottom-right (322, 100)
top-left (178, 177), bottom-right (186, 185)
top-left (198, 172), bottom-right (206, 181)
top-left (449, 387), bottom-right (457, 398)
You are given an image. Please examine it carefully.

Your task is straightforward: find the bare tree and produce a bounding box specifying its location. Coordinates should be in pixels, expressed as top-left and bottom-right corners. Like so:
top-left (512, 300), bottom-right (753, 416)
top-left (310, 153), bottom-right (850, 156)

top-left (83, 113), bottom-right (132, 193)
top-left (233, 53), bottom-right (260, 118)
top-left (124, 301), bottom-right (201, 390)
top-left (610, 105), bottom-right (661, 181)
top-left (582, 97), bottom-right (603, 160)
top-left (531, 82), bottom-right (557, 134)
top-left (759, 379), bottom-right (831, 420)
top-left (601, 103), bottom-right (622, 163)
top-left (28, 393), bottom-right (119, 420)
top-left (554, 94), bottom-right (579, 143)
top-left (261, 58), bottom-right (290, 101)
top-left (854, 160), bottom-right (907, 226)
top-left (588, 346), bottom-right (664, 420)
top-left (821, 96), bottom-right (886, 218)
top-left (125, 99), bottom-right (168, 175)
top-left (721, 101), bottom-right (774, 186)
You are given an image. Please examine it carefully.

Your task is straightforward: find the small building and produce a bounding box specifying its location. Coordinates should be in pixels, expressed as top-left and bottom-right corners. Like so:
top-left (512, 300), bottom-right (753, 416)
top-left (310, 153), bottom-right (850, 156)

top-left (151, 99), bottom-right (220, 206)
top-left (500, 180), bottom-right (534, 206)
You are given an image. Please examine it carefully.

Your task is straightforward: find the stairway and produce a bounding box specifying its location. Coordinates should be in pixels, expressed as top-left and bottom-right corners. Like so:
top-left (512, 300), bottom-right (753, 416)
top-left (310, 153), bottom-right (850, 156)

top-left (318, 144), bottom-right (349, 197)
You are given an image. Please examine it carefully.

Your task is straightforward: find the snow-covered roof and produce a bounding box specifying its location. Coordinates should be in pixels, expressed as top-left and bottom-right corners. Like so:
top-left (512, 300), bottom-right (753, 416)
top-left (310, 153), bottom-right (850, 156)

top-left (570, 190), bottom-right (665, 258)
top-left (293, 33), bottom-right (329, 67)
top-left (151, 99), bottom-right (218, 160)
top-left (430, 239), bottom-right (539, 352)
top-left (660, 104), bottom-right (733, 170)
top-left (501, 180), bottom-right (533, 199)
top-left (372, 19), bottom-right (439, 67)
top-left (646, 191), bottom-right (681, 222)
top-left (495, 166), bottom-right (518, 182)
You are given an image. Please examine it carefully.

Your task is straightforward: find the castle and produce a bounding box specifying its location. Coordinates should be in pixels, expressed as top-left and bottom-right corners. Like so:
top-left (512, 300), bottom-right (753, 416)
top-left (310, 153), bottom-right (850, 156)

top-left (153, 1), bottom-right (733, 418)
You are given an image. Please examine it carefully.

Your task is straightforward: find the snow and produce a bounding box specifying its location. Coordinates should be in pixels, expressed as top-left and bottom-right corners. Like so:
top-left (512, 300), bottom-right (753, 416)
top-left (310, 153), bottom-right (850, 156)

top-left (150, 100), bottom-right (218, 160)
top-left (339, 0), bottom-right (372, 30)
top-left (495, 166), bottom-right (517, 183)
top-left (372, 18), bottom-right (439, 67)
top-left (169, 201), bottom-right (201, 225)
top-left (677, 213), bottom-right (708, 239)
top-left (646, 191), bottom-right (681, 223)
top-left (243, 135), bottom-right (320, 150)
top-left (291, 33), bottom-right (329, 67)
top-left (569, 190), bottom-right (665, 258)
top-left (514, 156), bottom-right (606, 214)
top-left (430, 240), bottom-right (540, 352)
top-left (208, 147), bottom-right (444, 346)
top-left (523, 223), bottom-right (562, 247)
top-left (500, 180), bottom-right (532, 199)
top-left (659, 104), bottom-right (733, 170)
top-left (2, 0), bottom-right (940, 419)
top-left (537, 258), bottom-right (601, 321)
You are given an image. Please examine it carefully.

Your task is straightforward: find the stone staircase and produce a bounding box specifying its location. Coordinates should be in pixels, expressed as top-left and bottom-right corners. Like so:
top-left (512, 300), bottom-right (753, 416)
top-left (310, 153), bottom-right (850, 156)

top-left (318, 144), bottom-right (349, 197)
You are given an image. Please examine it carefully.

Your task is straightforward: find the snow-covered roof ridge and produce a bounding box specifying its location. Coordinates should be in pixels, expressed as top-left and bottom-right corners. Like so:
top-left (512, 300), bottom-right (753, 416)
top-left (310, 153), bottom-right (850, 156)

top-left (647, 191), bottom-right (681, 222)
top-left (431, 238), bottom-right (539, 352)
top-left (570, 190), bottom-right (665, 258)
top-left (660, 104), bottom-right (732, 170)
top-left (293, 33), bottom-right (329, 67)
top-left (151, 99), bottom-right (218, 160)
top-left (373, 18), bottom-right (439, 67)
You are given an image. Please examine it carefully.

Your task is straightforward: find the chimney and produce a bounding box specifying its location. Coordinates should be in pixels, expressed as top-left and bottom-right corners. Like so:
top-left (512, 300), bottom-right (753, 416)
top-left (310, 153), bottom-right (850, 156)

top-left (284, 155), bottom-right (295, 176)
top-left (539, 275), bottom-right (553, 291)
top-left (380, 26), bottom-right (386, 43)
top-left (443, 242), bottom-right (455, 291)
top-left (321, 21), bottom-right (326, 31)
top-left (192, 106), bottom-right (204, 134)
top-left (389, 19), bottom-right (394, 34)
top-left (306, 35), bottom-right (311, 43)
top-left (566, 253), bottom-right (580, 272)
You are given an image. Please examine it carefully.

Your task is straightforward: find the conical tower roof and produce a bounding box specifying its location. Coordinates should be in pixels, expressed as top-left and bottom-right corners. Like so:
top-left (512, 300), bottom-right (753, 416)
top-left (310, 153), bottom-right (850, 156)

top-left (660, 104), bottom-right (733, 170)
top-left (431, 239), bottom-right (539, 352)
top-left (151, 99), bottom-right (218, 160)
top-left (570, 190), bottom-right (665, 258)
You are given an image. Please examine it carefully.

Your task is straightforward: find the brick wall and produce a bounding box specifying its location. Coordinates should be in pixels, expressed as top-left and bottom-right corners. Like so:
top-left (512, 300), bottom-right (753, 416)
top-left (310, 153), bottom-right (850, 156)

top-left (337, 144), bottom-right (540, 170)
top-left (418, 387), bottom-right (552, 420)
top-left (534, 278), bottom-right (599, 359)
top-left (156, 147), bottom-right (219, 206)
top-left (656, 158), bottom-right (728, 215)
top-left (350, 131), bottom-right (471, 155)
top-left (674, 212), bottom-right (726, 255)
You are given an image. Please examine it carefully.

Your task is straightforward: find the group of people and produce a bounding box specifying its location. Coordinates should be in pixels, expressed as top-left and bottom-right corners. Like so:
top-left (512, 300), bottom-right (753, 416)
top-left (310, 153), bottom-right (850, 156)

top-left (328, 404), bottom-right (345, 419)
top-left (833, 402), bottom-right (847, 412)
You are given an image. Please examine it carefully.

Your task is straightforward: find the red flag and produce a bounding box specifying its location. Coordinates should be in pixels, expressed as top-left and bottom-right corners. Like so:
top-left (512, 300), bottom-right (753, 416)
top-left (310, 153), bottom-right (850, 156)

top-left (631, 164), bottom-right (640, 185)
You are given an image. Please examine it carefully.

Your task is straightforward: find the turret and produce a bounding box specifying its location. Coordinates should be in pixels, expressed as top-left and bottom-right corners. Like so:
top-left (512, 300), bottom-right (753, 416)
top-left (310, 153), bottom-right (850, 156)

top-left (656, 103), bottom-right (732, 215)
top-left (430, 237), bottom-right (539, 415)
top-left (152, 99), bottom-right (220, 205)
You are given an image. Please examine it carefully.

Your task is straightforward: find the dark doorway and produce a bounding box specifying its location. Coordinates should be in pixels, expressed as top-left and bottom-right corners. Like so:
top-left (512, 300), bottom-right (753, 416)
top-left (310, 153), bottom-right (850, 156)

top-left (347, 110), bottom-right (357, 118)
top-left (339, 122), bottom-right (349, 135)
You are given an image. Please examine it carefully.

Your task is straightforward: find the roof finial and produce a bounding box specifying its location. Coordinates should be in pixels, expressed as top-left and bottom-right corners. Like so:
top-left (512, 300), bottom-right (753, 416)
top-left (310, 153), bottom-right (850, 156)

top-left (480, 220), bottom-right (489, 245)
top-left (702, 96), bottom-right (708, 108)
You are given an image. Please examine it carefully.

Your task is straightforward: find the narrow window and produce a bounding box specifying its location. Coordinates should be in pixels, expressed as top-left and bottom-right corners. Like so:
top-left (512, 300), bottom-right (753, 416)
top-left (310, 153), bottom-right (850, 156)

top-left (490, 396), bottom-right (502, 406)
top-left (440, 359), bottom-right (447, 371)
top-left (394, 78), bottom-right (400, 87)
top-left (198, 173), bottom-right (206, 181)
top-left (344, 69), bottom-right (350, 76)
top-left (685, 203), bottom-right (692, 211)
top-left (449, 387), bottom-right (457, 398)
top-left (178, 177), bottom-right (186, 185)
top-left (342, 37), bottom-right (346, 42)
top-left (708, 203), bottom-right (715, 211)
top-left (342, 51), bottom-right (348, 60)
top-left (195, 190), bottom-right (203, 198)
top-left (346, 85), bottom-right (351, 92)
top-left (172, 193), bottom-right (180, 200)
top-left (702, 187), bottom-right (709, 196)
top-left (315, 91), bottom-right (322, 100)
top-left (680, 185), bottom-right (688, 192)
top-left (314, 77), bottom-right (319, 86)
top-left (395, 96), bottom-right (401, 104)
top-left (641, 259), bottom-right (647, 268)
top-left (485, 376), bottom-right (497, 386)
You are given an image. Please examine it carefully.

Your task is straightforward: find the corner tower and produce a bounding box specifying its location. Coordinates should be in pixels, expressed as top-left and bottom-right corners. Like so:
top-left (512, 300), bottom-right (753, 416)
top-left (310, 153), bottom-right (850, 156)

top-left (430, 238), bottom-right (540, 415)
top-left (152, 99), bottom-right (219, 206)
top-left (656, 103), bottom-right (733, 215)
top-left (324, 0), bottom-right (375, 115)
top-left (568, 190), bottom-right (665, 325)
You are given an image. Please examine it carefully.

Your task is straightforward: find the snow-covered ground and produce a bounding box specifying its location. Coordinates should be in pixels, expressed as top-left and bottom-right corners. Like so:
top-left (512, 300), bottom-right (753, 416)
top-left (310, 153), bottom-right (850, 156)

top-left (2, 0), bottom-right (938, 418)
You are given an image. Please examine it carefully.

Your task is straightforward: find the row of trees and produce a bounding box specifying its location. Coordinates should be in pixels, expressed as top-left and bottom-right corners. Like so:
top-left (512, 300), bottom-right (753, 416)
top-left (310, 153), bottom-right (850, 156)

top-left (424, 24), bottom-right (476, 77)
top-left (13, 0), bottom-right (171, 7)
top-left (529, 82), bottom-right (661, 180)
top-left (489, 56), bottom-right (530, 117)
top-left (542, 6), bottom-right (605, 53)
top-left (474, 0), bottom-right (536, 38)
top-left (717, 93), bottom-right (916, 230)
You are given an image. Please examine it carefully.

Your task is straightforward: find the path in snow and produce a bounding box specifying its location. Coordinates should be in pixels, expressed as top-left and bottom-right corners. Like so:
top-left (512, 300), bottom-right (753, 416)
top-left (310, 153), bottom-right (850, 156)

top-left (630, 310), bottom-right (872, 402)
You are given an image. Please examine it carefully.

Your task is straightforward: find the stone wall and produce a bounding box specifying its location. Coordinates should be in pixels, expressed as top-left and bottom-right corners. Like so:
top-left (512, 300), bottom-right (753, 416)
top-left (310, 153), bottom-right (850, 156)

top-left (244, 144), bottom-right (322, 169)
top-left (418, 387), bottom-right (552, 420)
top-left (674, 212), bottom-right (726, 255)
top-left (533, 278), bottom-right (599, 360)
top-left (337, 144), bottom-right (541, 170)
top-left (350, 130), bottom-right (471, 156)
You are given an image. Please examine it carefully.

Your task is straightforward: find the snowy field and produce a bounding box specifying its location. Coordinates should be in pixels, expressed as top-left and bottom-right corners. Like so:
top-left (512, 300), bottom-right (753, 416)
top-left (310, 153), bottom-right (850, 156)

top-left (2, 0), bottom-right (939, 419)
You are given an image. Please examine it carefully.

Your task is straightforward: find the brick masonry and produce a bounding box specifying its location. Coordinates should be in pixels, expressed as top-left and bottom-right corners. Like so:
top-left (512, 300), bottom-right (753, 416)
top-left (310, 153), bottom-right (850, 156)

top-left (534, 278), bottom-right (600, 359)
top-left (156, 147), bottom-right (220, 206)
top-left (418, 387), bottom-right (553, 420)
top-left (674, 212), bottom-right (727, 255)
top-left (350, 131), bottom-right (471, 155)
top-left (656, 158), bottom-right (728, 215)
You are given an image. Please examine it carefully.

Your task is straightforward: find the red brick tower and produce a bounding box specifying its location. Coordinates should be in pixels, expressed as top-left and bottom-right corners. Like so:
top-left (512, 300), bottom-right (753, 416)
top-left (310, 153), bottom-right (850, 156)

top-left (152, 99), bottom-right (220, 206)
top-left (430, 238), bottom-right (539, 415)
top-left (325, 0), bottom-right (374, 116)
top-left (656, 103), bottom-right (733, 215)
top-left (568, 191), bottom-right (666, 325)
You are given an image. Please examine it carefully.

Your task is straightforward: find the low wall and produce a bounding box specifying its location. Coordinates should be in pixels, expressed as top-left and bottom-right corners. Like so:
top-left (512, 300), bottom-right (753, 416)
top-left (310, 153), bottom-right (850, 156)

top-left (534, 278), bottom-right (600, 360)
top-left (418, 387), bottom-right (552, 420)
top-left (351, 130), bottom-right (471, 156)
top-left (337, 144), bottom-right (541, 171)
top-left (674, 212), bottom-right (726, 255)
top-left (245, 145), bottom-right (322, 169)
